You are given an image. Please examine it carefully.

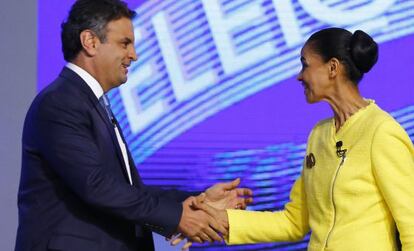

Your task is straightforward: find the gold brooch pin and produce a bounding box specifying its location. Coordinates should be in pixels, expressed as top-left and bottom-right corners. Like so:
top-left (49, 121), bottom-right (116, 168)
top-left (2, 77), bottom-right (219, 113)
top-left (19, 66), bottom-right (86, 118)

top-left (306, 153), bottom-right (316, 168)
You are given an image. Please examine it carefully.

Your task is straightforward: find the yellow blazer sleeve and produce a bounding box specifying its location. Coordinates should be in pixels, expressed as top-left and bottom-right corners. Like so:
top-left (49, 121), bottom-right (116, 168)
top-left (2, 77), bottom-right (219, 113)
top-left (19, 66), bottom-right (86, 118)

top-left (371, 119), bottom-right (414, 250)
top-left (226, 175), bottom-right (309, 244)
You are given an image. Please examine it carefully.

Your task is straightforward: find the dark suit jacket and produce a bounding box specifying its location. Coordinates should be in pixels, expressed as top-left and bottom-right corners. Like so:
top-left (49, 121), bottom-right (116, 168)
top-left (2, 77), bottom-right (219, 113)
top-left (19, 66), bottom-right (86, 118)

top-left (16, 67), bottom-right (193, 251)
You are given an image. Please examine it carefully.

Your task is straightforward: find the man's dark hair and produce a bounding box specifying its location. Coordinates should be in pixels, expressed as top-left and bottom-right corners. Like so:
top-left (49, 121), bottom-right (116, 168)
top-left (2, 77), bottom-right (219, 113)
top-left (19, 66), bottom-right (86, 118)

top-left (61, 0), bottom-right (136, 62)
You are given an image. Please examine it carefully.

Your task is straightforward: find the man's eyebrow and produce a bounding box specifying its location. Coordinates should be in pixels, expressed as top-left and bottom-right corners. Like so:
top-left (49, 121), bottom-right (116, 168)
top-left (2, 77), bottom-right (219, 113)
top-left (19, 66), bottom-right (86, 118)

top-left (121, 37), bottom-right (133, 43)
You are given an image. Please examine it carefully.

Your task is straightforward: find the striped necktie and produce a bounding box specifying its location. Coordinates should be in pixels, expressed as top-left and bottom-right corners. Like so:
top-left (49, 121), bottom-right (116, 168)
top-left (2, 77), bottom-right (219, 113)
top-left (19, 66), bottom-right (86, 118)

top-left (99, 94), bottom-right (115, 125)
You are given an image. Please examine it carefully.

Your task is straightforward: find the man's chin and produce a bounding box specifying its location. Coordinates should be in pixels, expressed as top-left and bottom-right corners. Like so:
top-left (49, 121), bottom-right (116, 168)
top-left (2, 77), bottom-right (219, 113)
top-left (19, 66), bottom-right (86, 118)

top-left (111, 79), bottom-right (127, 90)
top-left (119, 76), bottom-right (128, 85)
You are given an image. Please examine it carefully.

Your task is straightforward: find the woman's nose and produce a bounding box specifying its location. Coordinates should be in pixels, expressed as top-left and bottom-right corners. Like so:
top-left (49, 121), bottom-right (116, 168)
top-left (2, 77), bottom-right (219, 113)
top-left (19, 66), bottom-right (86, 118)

top-left (297, 71), bottom-right (303, 81)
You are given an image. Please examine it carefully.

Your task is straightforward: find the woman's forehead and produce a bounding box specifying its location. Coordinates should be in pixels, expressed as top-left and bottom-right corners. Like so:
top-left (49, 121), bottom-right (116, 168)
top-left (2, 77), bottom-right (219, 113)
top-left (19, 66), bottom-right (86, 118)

top-left (300, 44), bottom-right (313, 58)
top-left (300, 44), bottom-right (326, 63)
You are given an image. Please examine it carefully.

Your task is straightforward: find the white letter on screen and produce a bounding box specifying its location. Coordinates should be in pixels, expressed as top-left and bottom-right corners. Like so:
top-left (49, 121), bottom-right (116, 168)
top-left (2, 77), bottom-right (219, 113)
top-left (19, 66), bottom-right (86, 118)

top-left (201, 0), bottom-right (275, 74)
top-left (152, 11), bottom-right (216, 102)
top-left (120, 28), bottom-right (166, 134)
top-left (273, 0), bottom-right (303, 48)
top-left (299, 0), bottom-right (396, 26)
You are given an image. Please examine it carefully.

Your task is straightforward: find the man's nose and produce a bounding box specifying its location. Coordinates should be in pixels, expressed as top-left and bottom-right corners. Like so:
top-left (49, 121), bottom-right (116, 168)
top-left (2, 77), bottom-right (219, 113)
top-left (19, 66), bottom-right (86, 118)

top-left (129, 46), bottom-right (138, 61)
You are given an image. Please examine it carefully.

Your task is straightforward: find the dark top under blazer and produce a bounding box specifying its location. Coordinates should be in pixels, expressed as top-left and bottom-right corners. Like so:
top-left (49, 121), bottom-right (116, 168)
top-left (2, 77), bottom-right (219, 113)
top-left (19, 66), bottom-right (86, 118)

top-left (16, 67), bottom-right (193, 251)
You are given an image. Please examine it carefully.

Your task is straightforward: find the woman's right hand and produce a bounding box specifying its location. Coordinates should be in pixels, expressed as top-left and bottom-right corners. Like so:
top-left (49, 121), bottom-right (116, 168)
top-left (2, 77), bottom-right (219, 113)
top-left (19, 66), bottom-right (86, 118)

top-left (192, 195), bottom-right (229, 230)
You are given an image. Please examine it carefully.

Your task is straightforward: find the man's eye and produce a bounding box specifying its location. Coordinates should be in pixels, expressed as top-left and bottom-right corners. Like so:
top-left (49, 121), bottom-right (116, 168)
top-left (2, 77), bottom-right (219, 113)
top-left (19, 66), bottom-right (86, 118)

top-left (122, 42), bottom-right (128, 48)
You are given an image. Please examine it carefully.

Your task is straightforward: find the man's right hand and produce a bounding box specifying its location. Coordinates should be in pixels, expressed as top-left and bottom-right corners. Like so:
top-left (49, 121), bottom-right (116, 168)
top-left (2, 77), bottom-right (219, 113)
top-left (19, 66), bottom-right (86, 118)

top-left (177, 196), bottom-right (228, 243)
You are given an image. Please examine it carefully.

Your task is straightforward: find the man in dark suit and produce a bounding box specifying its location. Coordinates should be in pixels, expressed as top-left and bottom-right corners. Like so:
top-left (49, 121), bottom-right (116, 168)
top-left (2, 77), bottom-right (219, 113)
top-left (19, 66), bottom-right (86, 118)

top-left (15, 0), bottom-right (252, 250)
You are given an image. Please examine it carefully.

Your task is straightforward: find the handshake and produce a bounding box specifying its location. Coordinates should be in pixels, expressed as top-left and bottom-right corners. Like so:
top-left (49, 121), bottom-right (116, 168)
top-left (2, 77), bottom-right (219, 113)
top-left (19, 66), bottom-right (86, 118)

top-left (172, 178), bottom-right (253, 250)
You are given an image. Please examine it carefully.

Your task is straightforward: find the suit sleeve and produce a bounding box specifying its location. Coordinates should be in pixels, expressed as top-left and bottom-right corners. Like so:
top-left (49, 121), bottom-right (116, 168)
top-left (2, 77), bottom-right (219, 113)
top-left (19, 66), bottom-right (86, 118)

top-left (34, 94), bottom-right (182, 237)
top-left (146, 186), bottom-right (199, 202)
top-left (226, 175), bottom-right (310, 244)
top-left (371, 119), bottom-right (414, 250)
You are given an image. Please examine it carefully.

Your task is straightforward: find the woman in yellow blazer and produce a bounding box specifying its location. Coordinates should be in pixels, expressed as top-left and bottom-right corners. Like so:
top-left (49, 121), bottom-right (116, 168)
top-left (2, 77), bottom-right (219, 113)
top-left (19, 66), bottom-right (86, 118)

top-left (186, 28), bottom-right (414, 251)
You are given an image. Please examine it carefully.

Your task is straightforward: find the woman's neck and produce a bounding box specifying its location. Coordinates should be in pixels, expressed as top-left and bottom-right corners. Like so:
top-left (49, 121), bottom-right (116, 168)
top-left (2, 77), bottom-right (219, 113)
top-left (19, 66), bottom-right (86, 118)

top-left (325, 81), bottom-right (369, 132)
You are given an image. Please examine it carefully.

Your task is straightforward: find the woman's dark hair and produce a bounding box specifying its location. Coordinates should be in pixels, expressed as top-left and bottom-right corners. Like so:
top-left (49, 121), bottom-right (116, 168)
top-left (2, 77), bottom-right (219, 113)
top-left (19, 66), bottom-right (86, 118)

top-left (306, 27), bottom-right (378, 84)
top-left (61, 0), bottom-right (136, 62)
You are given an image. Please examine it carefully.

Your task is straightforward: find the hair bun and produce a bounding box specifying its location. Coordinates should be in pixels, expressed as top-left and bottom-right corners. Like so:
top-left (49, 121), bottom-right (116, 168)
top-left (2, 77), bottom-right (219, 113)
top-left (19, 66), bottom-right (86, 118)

top-left (349, 30), bottom-right (378, 73)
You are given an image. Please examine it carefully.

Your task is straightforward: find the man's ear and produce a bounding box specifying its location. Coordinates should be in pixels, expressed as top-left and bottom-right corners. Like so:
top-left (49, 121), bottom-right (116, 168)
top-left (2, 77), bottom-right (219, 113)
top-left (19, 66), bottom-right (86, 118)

top-left (328, 57), bottom-right (340, 79)
top-left (79, 30), bottom-right (99, 56)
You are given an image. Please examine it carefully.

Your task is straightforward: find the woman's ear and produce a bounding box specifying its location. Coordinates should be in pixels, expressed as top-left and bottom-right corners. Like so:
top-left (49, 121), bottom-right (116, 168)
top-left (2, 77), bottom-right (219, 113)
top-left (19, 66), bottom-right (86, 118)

top-left (328, 57), bottom-right (340, 79)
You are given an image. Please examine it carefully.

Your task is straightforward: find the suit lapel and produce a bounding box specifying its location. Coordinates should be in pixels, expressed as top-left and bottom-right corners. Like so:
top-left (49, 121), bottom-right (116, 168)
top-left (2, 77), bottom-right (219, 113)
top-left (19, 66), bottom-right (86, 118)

top-left (60, 67), bottom-right (133, 184)
top-left (94, 103), bottom-right (133, 183)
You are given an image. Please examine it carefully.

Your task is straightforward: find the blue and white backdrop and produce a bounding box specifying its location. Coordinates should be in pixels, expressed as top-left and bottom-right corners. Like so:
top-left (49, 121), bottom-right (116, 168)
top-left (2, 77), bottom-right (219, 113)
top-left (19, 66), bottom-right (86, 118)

top-left (39, 0), bottom-right (414, 250)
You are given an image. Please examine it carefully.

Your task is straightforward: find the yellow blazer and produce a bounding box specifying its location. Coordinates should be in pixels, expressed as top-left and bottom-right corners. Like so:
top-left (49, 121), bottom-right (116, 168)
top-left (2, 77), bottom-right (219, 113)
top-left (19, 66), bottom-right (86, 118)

top-left (227, 101), bottom-right (414, 251)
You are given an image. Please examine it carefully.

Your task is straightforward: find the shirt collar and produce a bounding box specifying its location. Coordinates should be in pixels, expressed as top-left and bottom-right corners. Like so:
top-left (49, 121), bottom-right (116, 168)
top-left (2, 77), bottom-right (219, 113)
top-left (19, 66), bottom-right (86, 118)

top-left (66, 62), bottom-right (104, 99)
